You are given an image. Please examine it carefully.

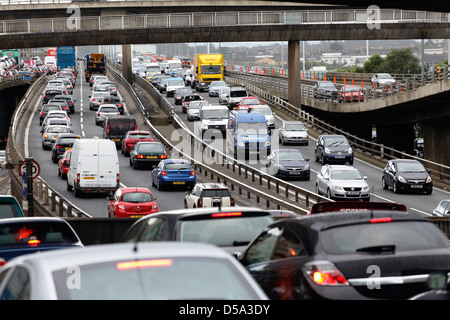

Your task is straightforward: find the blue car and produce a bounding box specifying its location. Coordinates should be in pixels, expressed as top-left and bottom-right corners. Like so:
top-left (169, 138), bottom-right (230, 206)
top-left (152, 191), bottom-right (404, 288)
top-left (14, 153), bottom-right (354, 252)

top-left (151, 159), bottom-right (196, 191)
top-left (0, 196), bottom-right (24, 219)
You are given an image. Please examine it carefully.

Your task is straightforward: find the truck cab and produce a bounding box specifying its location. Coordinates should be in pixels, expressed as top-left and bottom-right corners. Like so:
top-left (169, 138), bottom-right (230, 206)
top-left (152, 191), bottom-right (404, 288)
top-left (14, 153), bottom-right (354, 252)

top-left (192, 54), bottom-right (224, 92)
top-left (227, 110), bottom-right (271, 160)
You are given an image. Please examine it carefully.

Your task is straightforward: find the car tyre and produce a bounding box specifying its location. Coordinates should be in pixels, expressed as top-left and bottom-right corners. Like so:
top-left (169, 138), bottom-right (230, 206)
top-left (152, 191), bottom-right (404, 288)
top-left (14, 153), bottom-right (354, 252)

top-left (382, 177), bottom-right (388, 190)
top-left (393, 181), bottom-right (400, 194)
top-left (327, 188), bottom-right (332, 200)
top-left (66, 181), bottom-right (72, 191)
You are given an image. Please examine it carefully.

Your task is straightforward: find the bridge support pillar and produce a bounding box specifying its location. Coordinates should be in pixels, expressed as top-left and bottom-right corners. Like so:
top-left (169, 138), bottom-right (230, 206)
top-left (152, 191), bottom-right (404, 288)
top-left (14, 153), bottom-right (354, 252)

top-left (423, 119), bottom-right (450, 174)
top-left (288, 40), bottom-right (301, 110)
top-left (122, 44), bottom-right (133, 84)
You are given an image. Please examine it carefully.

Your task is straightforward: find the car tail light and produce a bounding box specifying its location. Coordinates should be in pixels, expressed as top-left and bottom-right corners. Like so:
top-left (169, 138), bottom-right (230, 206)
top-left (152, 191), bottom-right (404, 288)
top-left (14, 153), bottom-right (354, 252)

top-left (370, 217), bottom-right (392, 223)
top-left (230, 197), bottom-right (235, 206)
top-left (76, 173), bottom-right (80, 183)
top-left (44, 134), bottom-right (48, 138)
top-left (117, 112), bottom-right (120, 115)
top-left (116, 173), bottom-right (120, 184)
top-left (304, 261), bottom-right (349, 286)
top-left (137, 154), bottom-right (145, 159)
top-left (158, 154), bottom-right (167, 159)
top-left (97, 112), bottom-right (100, 116)
top-left (54, 145), bottom-right (62, 149)
top-left (27, 239), bottom-right (41, 246)
top-left (197, 198), bottom-right (203, 207)
top-left (117, 259), bottom-right (172, 270)
top-left (0, 257), bottom-right (6, 267)
top-left (134, 124), bottom-right (137, 130)
top-left (211, 212), bottom-right (242, 218)
top-left (161, 171), bottom-right (167, 176)
top-left (106, 124), bottom-right (110, 134)
top-left (190, 170), bottom-right (195, 176)
top-left (40, 111), bottom-right (44, 116)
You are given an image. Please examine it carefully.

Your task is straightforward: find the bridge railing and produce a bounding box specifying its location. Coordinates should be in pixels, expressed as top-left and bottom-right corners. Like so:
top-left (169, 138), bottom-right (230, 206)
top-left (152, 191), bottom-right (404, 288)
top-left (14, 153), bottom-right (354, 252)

top-left (225, 76), bottom-right (450, 184)
top-left (0, 8), bottom-right (449, 34)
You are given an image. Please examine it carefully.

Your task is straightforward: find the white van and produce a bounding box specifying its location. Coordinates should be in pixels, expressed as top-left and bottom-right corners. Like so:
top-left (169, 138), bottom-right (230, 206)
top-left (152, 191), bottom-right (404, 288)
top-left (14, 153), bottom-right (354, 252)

top-left (199, 104), bottom-right (229, 138)
top-left (66, 138), bottom-right (119, 197)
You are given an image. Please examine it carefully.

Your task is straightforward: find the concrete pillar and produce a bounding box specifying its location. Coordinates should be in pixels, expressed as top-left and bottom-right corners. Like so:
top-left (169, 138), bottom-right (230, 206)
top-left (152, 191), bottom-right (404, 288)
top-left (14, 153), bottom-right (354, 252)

top-left (122, 44), bottom-right (133, 84)
top-left (376, 123), bottom-right (415, 155)
top-left (422, 120), bottom-right (450, 172)
top-left (288, 40), bottom-right (301, 109)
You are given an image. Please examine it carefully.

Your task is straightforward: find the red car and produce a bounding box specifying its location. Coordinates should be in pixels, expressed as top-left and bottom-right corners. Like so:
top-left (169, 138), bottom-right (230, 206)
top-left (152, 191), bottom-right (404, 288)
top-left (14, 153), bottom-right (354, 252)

top-left (237, 96), bottom-right (263, 109)
top-left (338, 85), bottom-right (365, 103)
top-left (121, 130), bottom-right (154, 157)
top-left (57, 149), bottom-right (71, 180)
top-left (181, 94), bottom-right (203, 113)
top-left (107, 187), bottom-right (158, 218)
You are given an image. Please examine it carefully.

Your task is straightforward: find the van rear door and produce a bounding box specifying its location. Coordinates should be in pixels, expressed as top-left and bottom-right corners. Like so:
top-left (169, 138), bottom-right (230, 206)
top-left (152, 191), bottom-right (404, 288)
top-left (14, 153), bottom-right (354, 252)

top-left (98, 142), bottom-right (118, 189)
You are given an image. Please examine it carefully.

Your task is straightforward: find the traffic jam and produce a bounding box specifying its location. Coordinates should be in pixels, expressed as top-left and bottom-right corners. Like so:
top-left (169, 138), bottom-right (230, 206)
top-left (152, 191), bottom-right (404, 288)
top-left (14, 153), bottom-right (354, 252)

top-left (0, 49), bottom-right (450, 302)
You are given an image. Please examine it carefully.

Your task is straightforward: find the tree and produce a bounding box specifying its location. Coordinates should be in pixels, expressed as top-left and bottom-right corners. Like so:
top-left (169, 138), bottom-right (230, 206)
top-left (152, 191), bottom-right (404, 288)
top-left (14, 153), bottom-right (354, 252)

top-left (329, 42), bottom-right (344, 52)
top-left (363, 54), bottom-right (384, 73)
top-left (382, 48), bottom-right (421, 74)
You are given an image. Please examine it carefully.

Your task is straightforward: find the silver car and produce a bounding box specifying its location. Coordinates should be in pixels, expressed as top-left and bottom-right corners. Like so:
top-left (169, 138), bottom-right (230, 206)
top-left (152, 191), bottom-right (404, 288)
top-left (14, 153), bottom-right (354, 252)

top-left (279, 121), bottom-right (309, 146)
top-left (249, 104), bottom-right (275, 130)
top-left (371, 73), bottom-right (396, 88)
top-left (208, 80), bottom-right (228, 97)
top-left (316, 164), bottom-right (370, 201)
top-left (0, 242), bottom-right (268, 300)
top-left (89, 92), bottom-right (110, 110)
top-left (218, 87), bottom-right (230, 105)
top-left (41, 125), bottom-right (71, 150)
top-left (95, 104), bottom-right (119, 126)
top-left (186, 100), bottom-right (208, 121)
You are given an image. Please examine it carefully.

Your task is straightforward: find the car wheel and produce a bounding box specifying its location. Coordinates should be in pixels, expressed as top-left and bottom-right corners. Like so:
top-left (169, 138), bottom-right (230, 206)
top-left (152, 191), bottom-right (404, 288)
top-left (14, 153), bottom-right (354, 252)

top-left (66, 180), bottom-right (72, 191)
top-left (184, 200), bottom-right (188, 209)
top-left (393, 181), bottom-right (399, 194)
top-left (57, 168), bottom-right (61, 177)
top-left (157, 179), bottom-right (164, 191)
top-left (315, 184), bottom-right (320, 195)
top-left (73, 186), bottom-right (80, 198)
top-left (129, 158), bottom-right (133, 166)
top-left (327, 189), bottom-right (332, 200)
top-left (321, 154), bottom-right (327, 165)
top-left (382, 177), bottom-right (388, 190)
top-left (426, 188), bottom-right (433, 195)
top-left (151, 176), bottom-right (156, 187)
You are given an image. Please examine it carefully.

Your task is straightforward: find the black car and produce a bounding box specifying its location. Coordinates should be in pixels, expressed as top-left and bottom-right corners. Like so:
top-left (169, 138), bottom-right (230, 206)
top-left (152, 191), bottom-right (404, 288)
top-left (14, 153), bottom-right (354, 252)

top-left (239, 202), bottom-right (450, 300)
top-left (42, 88), bottom-right (65, 105)
top-left (266, 149), bottom-right (310, 180)
top-left (129, 141), bottom-right (167, 169)
top-left (314, 134), bottom-right (353, 165)
top-left (314, 81), bottom-right (338, 100)
top-left (174, 87), bottom-right (193, 105)
top-left (121, 207), bottom-right (274, 256)
top-left (53, 95), bottom-right (76, 114)
top-left (51, 133), bottom-right (80, 163)
top-left (101, 95), bottom-right (124, 115)
top-left (382, 159), bottom-right (433, 194)
top-left (103, 115), bottom-right (137, 148)
top-left (48, 99), bottom-right (70, 114)
top-left (39, 104), bottom-right (62, 125)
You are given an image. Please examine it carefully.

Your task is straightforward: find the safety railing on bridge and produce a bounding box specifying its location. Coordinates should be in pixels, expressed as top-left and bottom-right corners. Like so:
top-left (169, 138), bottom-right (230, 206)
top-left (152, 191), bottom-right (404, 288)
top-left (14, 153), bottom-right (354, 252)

top-left (0, 9), bottom-right (449, 34)
top-left (224, 76), bottom-right (450, 184)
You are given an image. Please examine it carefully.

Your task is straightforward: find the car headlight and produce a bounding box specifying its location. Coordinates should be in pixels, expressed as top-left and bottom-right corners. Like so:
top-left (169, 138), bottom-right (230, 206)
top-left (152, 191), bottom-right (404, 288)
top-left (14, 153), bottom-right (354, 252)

top-left (118, 205), bottom-right (125, 210)
top-left (265, 140), bottom-right (271, 147)
top-left (346, 147), bottom-right (353, 154)
top-left (362, 185), bottom-right (370, 191)
top-left (426, 176), bottom-right (432, 183)
top-left (333, 185), bottom-right (344, 191)
top-left (201, 124), bottom-right (209, 130)
top-left (304, 164), bottom-right (310, 171)
top-left (237, 140), bottom-right (244, 147)
top-left (325, 148), bottom-right (331, 153)
top-left (397, 175), bottom-right (407, 183)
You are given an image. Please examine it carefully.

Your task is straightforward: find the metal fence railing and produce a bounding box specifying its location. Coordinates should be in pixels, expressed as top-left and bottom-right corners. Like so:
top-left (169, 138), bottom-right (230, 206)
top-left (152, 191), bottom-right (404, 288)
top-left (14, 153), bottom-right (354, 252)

top-left (0, 9), bottom-right (449, 34)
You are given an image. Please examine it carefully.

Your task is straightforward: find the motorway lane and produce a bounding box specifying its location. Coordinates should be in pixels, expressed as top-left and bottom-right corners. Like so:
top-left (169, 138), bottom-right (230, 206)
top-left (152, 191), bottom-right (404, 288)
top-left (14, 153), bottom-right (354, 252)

top-left (168, 84), bottom-right (450, 216)
top-left (26, 70), bottom-right (193, 217)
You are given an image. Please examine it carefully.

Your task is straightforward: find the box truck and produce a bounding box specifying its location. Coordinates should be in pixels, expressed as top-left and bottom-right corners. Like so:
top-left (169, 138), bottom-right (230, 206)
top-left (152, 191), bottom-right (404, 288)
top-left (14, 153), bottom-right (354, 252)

top-left (192, 54), bottom-right (223, 92)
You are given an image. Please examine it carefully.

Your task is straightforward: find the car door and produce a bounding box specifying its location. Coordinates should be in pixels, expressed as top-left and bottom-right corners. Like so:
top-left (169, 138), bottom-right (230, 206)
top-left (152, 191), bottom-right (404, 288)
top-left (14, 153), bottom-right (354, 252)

top-left (108, 189), bottom-right (121, 217)
top-left (266, 151), bottom-right (277, 175)
top-left (315, 136), bottom-right (324, 160)
top-left (384, 161), bottom-right (396, 187)
top-left (316, 166), bottom-right (328, 195)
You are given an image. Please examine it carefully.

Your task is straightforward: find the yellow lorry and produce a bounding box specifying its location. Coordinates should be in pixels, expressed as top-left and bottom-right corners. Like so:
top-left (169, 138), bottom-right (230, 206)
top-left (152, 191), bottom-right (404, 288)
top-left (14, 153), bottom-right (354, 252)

top-left (192, 54), bottom-right (224, 92)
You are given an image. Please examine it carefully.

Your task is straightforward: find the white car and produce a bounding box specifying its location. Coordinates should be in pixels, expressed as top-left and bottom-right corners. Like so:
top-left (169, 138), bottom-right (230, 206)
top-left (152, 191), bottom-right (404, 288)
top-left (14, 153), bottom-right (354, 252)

top-left (218, 87), bottom-right (230, 105)
top-left (433, 200), bottom-right (450, 217)
top-left (186, 100), bottom-right (208, 122)
top-left (316, 164), bottom-right (370, 201)
top-left (184, 182), bottom-right (235, 208)
top-left (95, 104), bottom-right (120, 126)
top-left (371, 73), bottom-right (396, 88)
top-left (279, 121), bottom-right (309, 145)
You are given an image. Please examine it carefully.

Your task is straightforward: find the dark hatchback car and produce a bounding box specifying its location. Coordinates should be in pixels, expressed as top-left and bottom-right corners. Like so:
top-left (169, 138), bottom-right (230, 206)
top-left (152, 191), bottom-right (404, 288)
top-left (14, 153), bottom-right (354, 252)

top-left (266, 149), bottom-right (310, 180)
top-left (121, 207), bottom-right (275, 256)
top-left (53, 95), bottom-right (76, 114)
top-left (315, 134), bottom-right (353, 165)
top-left (129, 141), bottom-right (167, 169)
top-left (51, 133), bottom-right (80, 163)
top-left (314, 81), bottom-right (338, 100)
top-left (174, 87), bottom-right (194, 105)
top-left (239, 202), bottom-right (450, 300)
top-left (0, 217), bottom-right (83, 266)
top-left (42, 88), bottom-right (65, 105)
top-left (103, 115), bottom-right (137, 148)
top-left (101, 95), bottom-right (124, 115)
top-left (382, 159), bottom-right (433, 194)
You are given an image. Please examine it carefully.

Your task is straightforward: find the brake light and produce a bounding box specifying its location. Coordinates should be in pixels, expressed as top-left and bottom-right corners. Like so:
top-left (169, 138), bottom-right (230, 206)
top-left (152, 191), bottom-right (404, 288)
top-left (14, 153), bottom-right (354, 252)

top-left (97, 112), bottom-right (100, 116)
top-left (304, 261), bottom-right (349, 286)
top-left (158, 154), bottom-right (167, 159)
top-left (27, 239), bottom-right (41, 246)
top-left (40, 111), bottom-right (44, 116)
top-left (106, 124), bottom-right (110, 134)
top-left (137, 154), bottom-right (145, 159)
top-left (0, 257), bottom-right (6, 267)
top-left (370, 217), bottom-right (392, 223)
top-left (116, 173), bottom-right (120, 184)
top-left (230, 198), bottom-right (235, 206)
top-left (190, 170), bottom-right (195, 176)
top-left (161, 171), bottom-right (167, 176)
top-left (117, 259), bottom-right (173, 270)
top-left (211, 212), bottom-right (242, 218)
top-left (44, 134), bottom-right (48, 138)
top-left (198, 198), bottom-right (203, 207)
top-left (54, 145), bottom-right (62, 149)
top-left (76, 173), bottom-right (80, 183)
top-left (134, 124), bottom-right (137, 130)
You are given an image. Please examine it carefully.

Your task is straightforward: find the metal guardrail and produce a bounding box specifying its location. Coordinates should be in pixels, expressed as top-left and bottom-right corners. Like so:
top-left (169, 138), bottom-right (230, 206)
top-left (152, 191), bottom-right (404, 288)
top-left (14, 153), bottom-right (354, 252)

top-left (6, 74), bottom-right (92, 218)
top-left (0, 9), bottom-right (449, 34)
top-left (225, 76), bottom-right (450, 184)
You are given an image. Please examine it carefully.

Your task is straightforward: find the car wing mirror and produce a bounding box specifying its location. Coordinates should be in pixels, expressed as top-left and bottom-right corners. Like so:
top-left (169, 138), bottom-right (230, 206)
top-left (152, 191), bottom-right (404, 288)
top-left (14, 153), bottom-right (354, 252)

top-left (305, 158), bottom-right (310, 161)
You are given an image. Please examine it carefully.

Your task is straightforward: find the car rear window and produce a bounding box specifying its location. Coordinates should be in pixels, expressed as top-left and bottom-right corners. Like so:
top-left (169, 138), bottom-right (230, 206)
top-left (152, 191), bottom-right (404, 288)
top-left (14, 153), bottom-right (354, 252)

top-left (59, 137), bottom-right (78, 145)
top-left (0, 221), bottom-right (78, 245)
top-left (129, 133), bottom-right (151, 139)
top-left (100, 107), bottom-right (118, 113)
top-left (107, 119), bottom-right (136, 135)
top-left (202, 189), bottom-right (231, 198)
top-left (121, 192), bottom-right (154, 203)
top-left (138, 144), bottom-right (164, 153)
top-left (0, 204), bottom-right (20, 219)
top-left (164, 163), bottom-right (192, 170)
top-left (53, 257), bottom-right (260, 300)
top-left (320, 221), bottom-right (450, 254)
top-left (178, 214), bottom-right (273, 247)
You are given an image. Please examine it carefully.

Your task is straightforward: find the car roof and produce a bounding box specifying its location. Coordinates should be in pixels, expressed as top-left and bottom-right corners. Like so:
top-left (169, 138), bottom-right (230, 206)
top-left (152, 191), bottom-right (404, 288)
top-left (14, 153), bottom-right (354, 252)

top-left (391, 159), bottom-right (421, 163)
top-left (161, 159), bottom-right (189, 164)
top-left (5, 242), bottom-right (235, 272)
top-left (0, 216), bottom-right (70, 225)
top-left (327, 164), bottom-right (358, 170)
top-left (195, 182), bottom-right (228, 189)
top-left (118, 187), bottom-right (152, 194)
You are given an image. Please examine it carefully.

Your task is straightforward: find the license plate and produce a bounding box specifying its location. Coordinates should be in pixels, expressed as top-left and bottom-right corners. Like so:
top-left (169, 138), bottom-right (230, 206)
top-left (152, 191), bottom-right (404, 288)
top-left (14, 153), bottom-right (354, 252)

top-left (131, 215), bottom-right (144, 218)
top-left (83, 177), bottom-right (95, 180)
top-left (289, 171), bottom-right (301, 175)
top-left (147, 156), bottom-right (157, 159)
top-left (173, 181), bottom-right (185, 185)
top-left (346, 191), bottom-right (360, 196)
top-left (65, 147), bottom-right (72, 150)
top-left (411, 185), bottom-right (423, 188)
top-left (335, 156), bottom-right (345, 159)
top-left (112, 139), bottom-right (120, 141)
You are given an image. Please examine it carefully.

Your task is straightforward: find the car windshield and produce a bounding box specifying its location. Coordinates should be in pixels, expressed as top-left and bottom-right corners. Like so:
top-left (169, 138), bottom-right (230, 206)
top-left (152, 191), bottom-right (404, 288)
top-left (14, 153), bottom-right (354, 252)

top-left (330, 169), bottom-right (363, 180)
top-left (201, 109), bottom-right (228, 119)
top-left (242, 99), bottom-right (260, 105)
top-left (200, 65), bottom-right (221, 74)
top-left (230, 90), bottom-right (247, 97)
top-left (164, 163), bottom-right (192, 170)
top-left (397, 162), bottom-right (426, 173)
top-left (211, 81), bottom-right (227, 87)
top-left (278, 152), bottom-right (305, 161)
top-left (378, 74), bottom-right (393, 79)
top-left (251, 107), bottom-right (271, 115)
top-left (178, 216), bottom-right (273, 247)
top-left (323, 136), bottom-right (349, 147)
top-left (137, 144), bottom-right (164, 153)
top-left (285, 123), bottom-right (305, 131)
top-left (343, 86), bottom-right (360, 92)
top-left (53, 257), bottom-right (260, 300)
top-left (121, 192), bottom-right (154, 203)
top-left (321, 221), bottom-right (450, 254)
top-left (237, 123), bottom-right (268, 136)
top-left (0, 221), bottom-right (78, 245)
top-left (129, 133), bottom-right (151, 139)
top-left (167, 80), bottom-right (184, 86)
